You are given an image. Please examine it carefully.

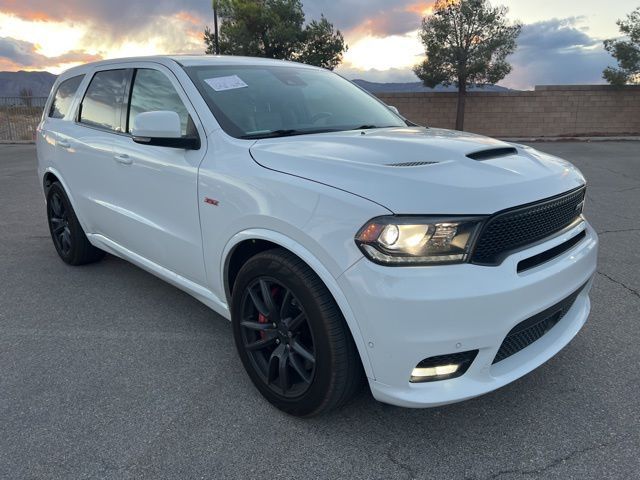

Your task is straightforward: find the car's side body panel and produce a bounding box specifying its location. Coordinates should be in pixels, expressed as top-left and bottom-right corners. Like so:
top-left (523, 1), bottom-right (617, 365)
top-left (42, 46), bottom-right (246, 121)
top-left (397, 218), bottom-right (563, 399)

top-left (195, 131), bottom-right (391, 296)
top-left (103, 62), bottom-right (209, 284)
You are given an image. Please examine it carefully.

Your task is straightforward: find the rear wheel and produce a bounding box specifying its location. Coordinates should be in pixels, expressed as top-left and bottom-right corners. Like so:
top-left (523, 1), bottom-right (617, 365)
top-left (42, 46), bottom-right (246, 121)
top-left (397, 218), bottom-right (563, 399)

top-left (46, 182), bottom-right (105, 265)
top-left (231, 249), bottom-right (363, 416)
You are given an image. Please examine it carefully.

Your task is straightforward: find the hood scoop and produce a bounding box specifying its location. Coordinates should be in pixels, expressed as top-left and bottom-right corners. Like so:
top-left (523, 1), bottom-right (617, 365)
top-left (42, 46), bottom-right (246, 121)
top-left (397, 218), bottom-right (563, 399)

top-left (386, 161), bottom-right (440, 167)
top-left (467, 147), bottom-right (518, 161)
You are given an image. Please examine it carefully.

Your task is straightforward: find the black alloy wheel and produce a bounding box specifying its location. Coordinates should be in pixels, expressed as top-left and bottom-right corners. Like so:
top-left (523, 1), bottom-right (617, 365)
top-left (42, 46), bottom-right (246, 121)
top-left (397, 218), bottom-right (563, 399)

top-left (239, 277), bottom-right (316, 398)
top-left (48, 190), bottom-right (73, 257)
top-left (46, 182), bottom-right (105, 265)
top-left (231, 249), bottom-right (363, 416)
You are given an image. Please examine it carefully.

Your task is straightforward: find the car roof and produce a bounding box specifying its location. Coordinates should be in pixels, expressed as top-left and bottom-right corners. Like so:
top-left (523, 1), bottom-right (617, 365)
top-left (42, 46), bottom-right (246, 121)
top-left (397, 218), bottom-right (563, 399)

top-left (170, 55), bottom-right (319, 69)
top-left (58, 54), bottom-right (320, 80)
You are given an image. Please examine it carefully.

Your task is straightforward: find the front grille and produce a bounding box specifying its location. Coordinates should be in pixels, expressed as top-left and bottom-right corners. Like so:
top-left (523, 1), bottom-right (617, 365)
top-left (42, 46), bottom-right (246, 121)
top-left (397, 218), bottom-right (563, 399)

top-left (493, 283), bottom-right (586, 364)
top-left (471, 186), bottom-right (586, 265)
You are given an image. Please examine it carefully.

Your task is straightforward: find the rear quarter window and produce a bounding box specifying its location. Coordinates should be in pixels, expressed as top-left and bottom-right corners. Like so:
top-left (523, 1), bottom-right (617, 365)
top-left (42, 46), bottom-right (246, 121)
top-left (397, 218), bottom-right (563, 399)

top-left (48, 75), bottom-right (84, 119)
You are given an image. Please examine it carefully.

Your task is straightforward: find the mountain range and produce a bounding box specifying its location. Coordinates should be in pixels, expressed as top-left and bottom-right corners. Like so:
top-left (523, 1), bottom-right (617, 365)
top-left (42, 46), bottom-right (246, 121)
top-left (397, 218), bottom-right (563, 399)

top-left (351, 79), bottom-right (513, 93)
top-left (0, 71), bottom-right (58, 97)
top-left (0, 71), bottom-right (513, 98)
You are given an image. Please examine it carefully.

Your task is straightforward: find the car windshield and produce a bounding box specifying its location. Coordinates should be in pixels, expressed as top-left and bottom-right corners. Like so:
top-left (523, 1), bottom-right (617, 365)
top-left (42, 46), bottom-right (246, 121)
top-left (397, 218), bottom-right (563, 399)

top-left (185, 64), bottom-right (407, 139)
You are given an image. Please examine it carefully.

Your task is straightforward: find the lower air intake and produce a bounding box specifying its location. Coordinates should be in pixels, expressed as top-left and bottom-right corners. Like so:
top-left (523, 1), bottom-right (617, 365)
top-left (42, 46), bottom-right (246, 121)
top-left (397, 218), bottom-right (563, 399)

top-left (493, 283), bottom-right (587, 364)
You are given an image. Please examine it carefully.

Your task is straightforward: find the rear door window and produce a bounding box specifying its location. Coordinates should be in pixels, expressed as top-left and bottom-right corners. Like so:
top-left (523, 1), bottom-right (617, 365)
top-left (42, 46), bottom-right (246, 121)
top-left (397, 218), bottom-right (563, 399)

top-left (79, 69), bottom-right (130, 132)
top-left (127, 69), bottom-right (190, 136)
top-left (49, 75), bottom-right (84, 119)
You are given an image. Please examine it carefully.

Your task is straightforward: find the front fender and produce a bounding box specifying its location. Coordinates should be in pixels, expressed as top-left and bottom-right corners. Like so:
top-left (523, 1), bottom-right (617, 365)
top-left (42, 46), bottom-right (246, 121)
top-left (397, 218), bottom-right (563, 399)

top-left (221, 228), bottom-right (375, 380)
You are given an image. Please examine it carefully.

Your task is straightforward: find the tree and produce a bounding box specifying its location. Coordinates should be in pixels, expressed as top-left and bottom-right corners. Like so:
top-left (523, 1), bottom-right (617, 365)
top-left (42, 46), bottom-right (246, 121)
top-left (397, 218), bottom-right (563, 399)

top-left (603, 7), bottom-right (640, 86)
top-left (298, 15), bottom-right (346, 70)
top-left (204, 0), bottom-right (346, 70)
top-left (414, 0), bottom-right (521, 131)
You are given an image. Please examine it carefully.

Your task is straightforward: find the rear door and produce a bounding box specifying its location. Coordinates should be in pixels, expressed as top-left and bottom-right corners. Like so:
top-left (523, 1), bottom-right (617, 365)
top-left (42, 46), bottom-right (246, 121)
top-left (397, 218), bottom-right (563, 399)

top-left (38, 73), bottom-right (86, 192)
top-left (55, 68), bottom-right (131, 235)
top-left (107, 64), bottom-right (207, 284)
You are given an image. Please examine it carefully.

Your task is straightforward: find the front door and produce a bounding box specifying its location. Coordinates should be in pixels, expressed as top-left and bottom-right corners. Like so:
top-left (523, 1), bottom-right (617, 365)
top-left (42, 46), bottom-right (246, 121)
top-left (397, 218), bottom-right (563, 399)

top-left (106, 65), bottom-right (208, 285)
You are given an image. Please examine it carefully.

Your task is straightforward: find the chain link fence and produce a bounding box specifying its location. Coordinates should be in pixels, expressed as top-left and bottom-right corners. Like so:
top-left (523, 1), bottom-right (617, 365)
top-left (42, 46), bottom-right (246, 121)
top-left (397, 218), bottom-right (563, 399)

top-left (0, 97), bottom-right (48, 142)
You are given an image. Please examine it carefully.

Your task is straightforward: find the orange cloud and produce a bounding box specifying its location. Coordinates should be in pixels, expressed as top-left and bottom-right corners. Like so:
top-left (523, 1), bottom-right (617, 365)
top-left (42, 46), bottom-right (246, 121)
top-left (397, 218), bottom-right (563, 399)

top-left (345, 1), bottom-right (436, 39)
top-left (0, 57), bottom-right (21, 71)
top-left (175, 11), bottom-right (202, 26)
top-left (0, 34), bottom-right (103, 72)
top-left (13, 10), bottom-right (51, 21)
top-left (405, 2), bottom-right (436, 16)
top-left (174, 10), bottom-right (204, 41)
top-left (0, 0), bottom-right (66, 23)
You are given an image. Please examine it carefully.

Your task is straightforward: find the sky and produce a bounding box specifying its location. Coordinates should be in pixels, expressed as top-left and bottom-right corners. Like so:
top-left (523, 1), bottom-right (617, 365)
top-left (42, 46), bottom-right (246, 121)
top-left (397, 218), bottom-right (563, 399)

top-left (0, 0), bottom-right (637, 89)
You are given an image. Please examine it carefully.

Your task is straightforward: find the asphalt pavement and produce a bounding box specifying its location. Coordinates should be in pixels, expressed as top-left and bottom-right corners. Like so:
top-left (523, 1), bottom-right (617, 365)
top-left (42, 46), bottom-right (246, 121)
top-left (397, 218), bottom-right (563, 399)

top-left (0, 142), bottom-right (638, 479)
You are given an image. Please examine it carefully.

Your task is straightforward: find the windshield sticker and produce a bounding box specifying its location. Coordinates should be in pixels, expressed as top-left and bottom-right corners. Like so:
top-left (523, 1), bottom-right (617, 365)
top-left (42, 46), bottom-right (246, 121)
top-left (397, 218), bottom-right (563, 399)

top-left (204, 75), bottom-right (249, 92)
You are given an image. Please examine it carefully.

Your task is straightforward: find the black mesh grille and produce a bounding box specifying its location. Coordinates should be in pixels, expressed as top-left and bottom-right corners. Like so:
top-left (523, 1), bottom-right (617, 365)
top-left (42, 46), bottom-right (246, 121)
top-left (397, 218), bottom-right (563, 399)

top-left (471, 187), bottom-right (586, 265)
top-left (493, 283), bottom-right (586, 364)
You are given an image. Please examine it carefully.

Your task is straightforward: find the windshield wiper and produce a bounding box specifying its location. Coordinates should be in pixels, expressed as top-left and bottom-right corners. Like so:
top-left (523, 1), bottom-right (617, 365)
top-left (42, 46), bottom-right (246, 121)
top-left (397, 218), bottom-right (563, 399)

top-left (240, 128), bottom-right (338, 140)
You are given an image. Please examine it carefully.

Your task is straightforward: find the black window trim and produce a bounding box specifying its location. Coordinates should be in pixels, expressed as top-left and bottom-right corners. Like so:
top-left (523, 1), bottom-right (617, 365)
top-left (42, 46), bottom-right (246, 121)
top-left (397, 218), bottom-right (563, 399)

top-left (127, 66), bottom-right (201, 147)
top-left (124, 68), bottom-right (138, 134)
top-left (75, 64), bottom-right (202, 149)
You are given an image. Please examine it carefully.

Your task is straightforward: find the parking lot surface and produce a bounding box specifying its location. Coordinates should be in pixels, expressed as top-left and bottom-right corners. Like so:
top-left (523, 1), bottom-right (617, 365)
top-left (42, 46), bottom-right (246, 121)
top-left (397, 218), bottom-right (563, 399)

top-left (0, 142), bottom-right (639, 479)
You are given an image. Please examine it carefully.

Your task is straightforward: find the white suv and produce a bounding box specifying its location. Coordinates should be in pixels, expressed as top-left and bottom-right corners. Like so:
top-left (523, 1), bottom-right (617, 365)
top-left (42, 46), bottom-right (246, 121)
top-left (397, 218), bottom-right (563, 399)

top-left (37, 55), bottom-right (598, 416)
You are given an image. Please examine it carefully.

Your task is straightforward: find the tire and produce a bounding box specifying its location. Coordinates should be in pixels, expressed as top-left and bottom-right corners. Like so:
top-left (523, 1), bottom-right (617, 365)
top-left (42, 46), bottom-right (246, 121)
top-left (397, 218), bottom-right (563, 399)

top-left (46, 182), bottom-right (105, 266)
top-left (231, 249), bottom-right (363, 416)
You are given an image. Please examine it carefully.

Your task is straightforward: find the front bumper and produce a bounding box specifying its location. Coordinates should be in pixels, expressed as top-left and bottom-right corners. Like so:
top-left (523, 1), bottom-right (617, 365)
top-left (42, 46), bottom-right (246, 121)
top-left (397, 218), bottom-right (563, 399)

top-left (338, 221), bottom-right (598, 408)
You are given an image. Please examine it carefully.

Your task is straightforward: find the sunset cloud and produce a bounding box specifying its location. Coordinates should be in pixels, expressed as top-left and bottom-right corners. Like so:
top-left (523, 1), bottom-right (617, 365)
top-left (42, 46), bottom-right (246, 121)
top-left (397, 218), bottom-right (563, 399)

top-left (0, 5), bottom-right (207, 72)
top-left (0, 0), bottom-right (631, 88)
top-left (503, 17), bottom-right (614, 89)
top-left (0, 36), bottom-right (100, 71)
top-left (0, 0), bottom-right (210, 34)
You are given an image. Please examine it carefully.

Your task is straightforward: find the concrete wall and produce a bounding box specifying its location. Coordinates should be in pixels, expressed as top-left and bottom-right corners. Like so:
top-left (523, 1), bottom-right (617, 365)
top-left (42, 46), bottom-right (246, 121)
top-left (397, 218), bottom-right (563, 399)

top-left (376, 85), bottom-right (640, 138)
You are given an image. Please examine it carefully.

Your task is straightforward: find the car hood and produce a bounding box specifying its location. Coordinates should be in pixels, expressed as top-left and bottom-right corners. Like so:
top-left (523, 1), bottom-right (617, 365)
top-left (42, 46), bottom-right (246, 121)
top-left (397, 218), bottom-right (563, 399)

top-left (249, 127), bottom-right (586, 214)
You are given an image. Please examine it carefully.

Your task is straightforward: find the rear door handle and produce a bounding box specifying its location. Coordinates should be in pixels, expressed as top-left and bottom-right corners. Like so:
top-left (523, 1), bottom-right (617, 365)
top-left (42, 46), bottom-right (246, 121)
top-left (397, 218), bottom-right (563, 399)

top-left (58, 140), bottom-right (71, 149)
top-left (114, 154), bottom-right (133, 165)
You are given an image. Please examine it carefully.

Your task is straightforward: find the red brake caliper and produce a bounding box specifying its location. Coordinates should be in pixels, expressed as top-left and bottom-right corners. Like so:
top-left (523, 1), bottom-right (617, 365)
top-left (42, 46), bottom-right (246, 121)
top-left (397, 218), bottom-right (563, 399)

top-left (257, 286), bottom-right (279, 339)
top-left (258, 313), bottom-right (268, 340)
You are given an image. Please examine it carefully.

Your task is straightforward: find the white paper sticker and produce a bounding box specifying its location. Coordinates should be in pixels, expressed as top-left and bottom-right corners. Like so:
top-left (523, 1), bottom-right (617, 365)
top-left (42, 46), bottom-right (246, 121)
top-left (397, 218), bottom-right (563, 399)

top-left (204, 75), bottom-right (248, 92)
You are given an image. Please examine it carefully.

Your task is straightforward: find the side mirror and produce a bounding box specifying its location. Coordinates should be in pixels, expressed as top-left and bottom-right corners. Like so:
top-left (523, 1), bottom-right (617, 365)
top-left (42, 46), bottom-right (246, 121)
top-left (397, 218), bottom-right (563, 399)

top-left (131, 111), bottom-right (200, 150)
top-left (387, 105), bottom-right (401, 116)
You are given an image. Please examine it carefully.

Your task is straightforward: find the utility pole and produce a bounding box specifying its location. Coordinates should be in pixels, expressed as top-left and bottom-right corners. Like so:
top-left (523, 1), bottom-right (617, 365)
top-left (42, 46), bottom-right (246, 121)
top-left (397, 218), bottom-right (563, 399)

top-left (213, 0), bottom-right (220, 55)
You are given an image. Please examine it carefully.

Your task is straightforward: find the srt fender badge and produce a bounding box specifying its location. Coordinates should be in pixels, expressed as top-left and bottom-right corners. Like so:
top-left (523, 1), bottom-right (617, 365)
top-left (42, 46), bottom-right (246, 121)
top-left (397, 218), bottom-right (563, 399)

top-left (204, 197), bottom-right (219, 206)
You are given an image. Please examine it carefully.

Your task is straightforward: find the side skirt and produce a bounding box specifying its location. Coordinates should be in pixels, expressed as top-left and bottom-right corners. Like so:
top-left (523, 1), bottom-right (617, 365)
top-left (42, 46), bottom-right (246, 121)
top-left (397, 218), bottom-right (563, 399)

top-left (86, 233), bottom-right (230, 320)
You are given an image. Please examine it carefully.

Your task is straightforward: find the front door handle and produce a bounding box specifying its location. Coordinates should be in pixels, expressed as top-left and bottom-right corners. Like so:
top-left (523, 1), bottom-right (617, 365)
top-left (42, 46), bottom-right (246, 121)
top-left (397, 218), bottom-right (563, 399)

top-left (58, 140), bottom-right (71, 149)
top-left (114, 154), bottom-right (133, 165)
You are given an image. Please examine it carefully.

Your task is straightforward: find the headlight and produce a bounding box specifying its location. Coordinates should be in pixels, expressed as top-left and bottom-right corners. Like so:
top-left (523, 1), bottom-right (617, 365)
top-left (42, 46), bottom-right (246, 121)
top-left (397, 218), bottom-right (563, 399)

top-left (355, 216), bottom-right (485, 265)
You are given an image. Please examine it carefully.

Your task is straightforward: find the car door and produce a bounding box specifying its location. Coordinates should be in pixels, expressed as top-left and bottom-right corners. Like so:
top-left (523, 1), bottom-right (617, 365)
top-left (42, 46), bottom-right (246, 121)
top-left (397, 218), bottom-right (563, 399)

top-left (38, 73), bottom-right (86, 188)
top-left (55, 68), bottom-right (130, 236)
top-left (107, 64), bottom-right (208, 285)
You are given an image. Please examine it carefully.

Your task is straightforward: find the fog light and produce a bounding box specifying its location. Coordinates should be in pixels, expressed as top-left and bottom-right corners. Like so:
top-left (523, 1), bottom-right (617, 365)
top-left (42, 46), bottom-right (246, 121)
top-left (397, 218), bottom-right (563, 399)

top-left (411, 364), bottom-right (459, 378)
top-left (410, 350), bottom-right (478, 383)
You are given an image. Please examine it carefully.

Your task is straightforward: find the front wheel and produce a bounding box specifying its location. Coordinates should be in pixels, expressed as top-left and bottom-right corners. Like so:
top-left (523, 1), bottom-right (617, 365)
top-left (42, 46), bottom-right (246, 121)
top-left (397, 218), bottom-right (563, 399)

top-left (231, 249), bottom-right (363, 416)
